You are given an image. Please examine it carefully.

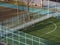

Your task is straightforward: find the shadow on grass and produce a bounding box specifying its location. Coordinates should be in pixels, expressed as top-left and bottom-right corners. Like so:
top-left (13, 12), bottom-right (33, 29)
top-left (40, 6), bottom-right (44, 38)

top-left (22, 22), bottom-right (52, 33)
top-left (20, 18), bottom-right (60, 33)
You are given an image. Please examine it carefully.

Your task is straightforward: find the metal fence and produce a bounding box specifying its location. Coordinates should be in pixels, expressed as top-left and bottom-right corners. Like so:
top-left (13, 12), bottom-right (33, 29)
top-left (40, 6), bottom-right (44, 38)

top-left (0, 26), bottom-right (47, 45)
top-left (0, 1), bottom-right (58, 45)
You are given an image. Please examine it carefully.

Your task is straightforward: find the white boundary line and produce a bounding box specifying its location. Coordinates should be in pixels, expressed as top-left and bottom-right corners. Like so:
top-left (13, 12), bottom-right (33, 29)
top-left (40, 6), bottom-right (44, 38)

top-left (46, 22), bottom-right (57, 34)
top-left (40, 21), bottom-right (57, 36)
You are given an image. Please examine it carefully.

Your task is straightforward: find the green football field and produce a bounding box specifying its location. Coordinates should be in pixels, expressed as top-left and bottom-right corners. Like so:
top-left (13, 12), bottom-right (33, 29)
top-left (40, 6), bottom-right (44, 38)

top-left (0, 17), bottom-right (60, 45)
top-left (22, 17), bottom-right (60, 43)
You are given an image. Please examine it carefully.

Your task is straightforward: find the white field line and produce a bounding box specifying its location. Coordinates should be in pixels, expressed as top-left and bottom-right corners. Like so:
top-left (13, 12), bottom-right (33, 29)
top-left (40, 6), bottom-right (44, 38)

top-left (41, 22), bottom-right (57, 36)
top-left (46, 23), bottom-right (57, 34)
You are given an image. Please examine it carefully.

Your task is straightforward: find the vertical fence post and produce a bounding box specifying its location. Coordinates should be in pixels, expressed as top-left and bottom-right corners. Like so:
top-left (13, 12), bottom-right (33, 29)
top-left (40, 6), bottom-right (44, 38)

top-left (17, 1), bottom-right (20, 25)
top-left (55, 0), bottom-right (58, 19)
top-left (11, 17), bottom-right (14, 45)
top-left (5, 26), bottom-right (7, 43)
top-left (18, 31), bottom-right (20, 45)
top-left (12, 30), bottom-right (14, 45)
top-left (25, 33), bottom-right (27, 45)
top-left (39, 38), bottom-right (41, 45)
top-left (11, 16), bottom-right (14, 45)
top-left (32, 36), bottom-right (33, 45)
top-left (5, 20), bottom-right (8, 44)
top-left (47, 0), bottom-right (49, 16)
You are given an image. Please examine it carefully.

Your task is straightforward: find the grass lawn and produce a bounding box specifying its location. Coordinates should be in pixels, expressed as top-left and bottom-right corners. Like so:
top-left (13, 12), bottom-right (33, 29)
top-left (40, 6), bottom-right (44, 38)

top-left (22, 17), bottom-right (60, 43)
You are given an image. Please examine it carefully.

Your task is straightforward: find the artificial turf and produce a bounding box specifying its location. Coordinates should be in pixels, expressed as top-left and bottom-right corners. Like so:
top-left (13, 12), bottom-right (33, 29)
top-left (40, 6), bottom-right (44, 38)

top-left (0, 17), bottom-right (60, 45)
top-left (22, 17), bottom-right (60, 43)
